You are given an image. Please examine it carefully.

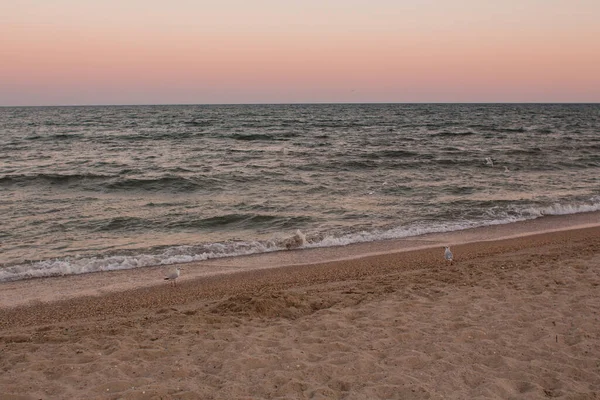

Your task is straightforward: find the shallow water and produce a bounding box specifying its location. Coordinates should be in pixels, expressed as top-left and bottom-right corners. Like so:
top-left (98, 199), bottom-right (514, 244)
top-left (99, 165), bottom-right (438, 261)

top-left (2, 212), bottom-right (599, 308)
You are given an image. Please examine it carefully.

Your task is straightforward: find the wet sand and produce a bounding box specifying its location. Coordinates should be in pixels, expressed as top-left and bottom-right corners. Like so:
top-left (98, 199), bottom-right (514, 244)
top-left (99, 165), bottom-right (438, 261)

top-left (1, 224), bottom-right (599, 399)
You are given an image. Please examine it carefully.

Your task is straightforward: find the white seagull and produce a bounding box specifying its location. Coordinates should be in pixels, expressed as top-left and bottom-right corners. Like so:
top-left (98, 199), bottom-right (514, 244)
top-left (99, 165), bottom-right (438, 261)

top-left (165, 267), bottom-right (181, 286)
top-left (444, 246), bottom-right (453, 263)
top-left (485, 157), bottom-right (494, 167)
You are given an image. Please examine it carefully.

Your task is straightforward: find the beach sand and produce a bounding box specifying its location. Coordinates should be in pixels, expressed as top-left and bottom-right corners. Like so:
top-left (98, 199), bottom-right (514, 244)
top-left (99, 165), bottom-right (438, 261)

top-left (1, 224), bottom-right (599, 399)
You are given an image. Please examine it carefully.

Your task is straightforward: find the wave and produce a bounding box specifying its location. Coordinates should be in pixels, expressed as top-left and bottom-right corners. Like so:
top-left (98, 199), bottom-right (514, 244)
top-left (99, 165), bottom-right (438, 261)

top-left (0, 173), bottom-right (220, 193)
top-left (184, 119), bottom-right (213, 127)
top-left (95, 216), bottom-right (149, 232)
top-left (497, 127), bottom-right (526, 133)
top-left (505, 148), bottom-right (543, 155)
top-left (522, 200), bottom-right (600, 217)
top-left (362, 150), bottom-right (420, 159)
top-left (105, 176), bottom-right (213, 192)
top-left (166, 214), bottom-right (313, 230)
top-left (0, 172), bottom-right (112, 187)
top-left (2, 198), bottom-right (598, 283)
top-left (230, 133), bottom-right (275, 141)
top-left (340, 160), bottom-right (379, 169)
top-left (24, 133), bottom-right (84, 141)
top-left (305, 198), bottom-right (600, 249)
top-left (91, 213), bottom-right (313, 233)
top-left (0, 231), bottom-right (307, 282)
top-left (431, 131), bottom-right (476, 137)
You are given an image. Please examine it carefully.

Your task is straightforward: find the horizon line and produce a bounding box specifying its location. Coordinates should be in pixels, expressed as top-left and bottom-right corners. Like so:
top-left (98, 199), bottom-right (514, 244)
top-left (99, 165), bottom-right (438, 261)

top-left (1, 101), bottom-right (599, 108)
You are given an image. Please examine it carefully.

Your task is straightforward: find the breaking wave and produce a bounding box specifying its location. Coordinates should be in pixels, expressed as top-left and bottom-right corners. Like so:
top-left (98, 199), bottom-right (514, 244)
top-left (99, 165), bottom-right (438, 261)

top-left (2, 199), bottom-right (598, 282)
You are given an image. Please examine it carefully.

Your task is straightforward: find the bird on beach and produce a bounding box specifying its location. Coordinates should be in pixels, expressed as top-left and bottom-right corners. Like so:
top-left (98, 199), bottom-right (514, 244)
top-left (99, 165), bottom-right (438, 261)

top-left (164, 267), bottom-right (181, 286)
top-left (485, 157), bottom-right (494, 167)
top-left (444, 246), bottom-right (453, 263)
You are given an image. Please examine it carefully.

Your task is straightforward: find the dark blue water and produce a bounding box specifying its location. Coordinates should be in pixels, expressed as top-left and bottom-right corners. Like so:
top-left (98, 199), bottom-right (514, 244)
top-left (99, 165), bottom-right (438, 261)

top-left (1, 104), bottom-right (599, 281)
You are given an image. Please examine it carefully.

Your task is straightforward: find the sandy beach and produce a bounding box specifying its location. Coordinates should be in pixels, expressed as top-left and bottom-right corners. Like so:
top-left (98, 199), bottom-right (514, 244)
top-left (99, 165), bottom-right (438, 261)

top-left (1, 224), bottom-right (599, 399)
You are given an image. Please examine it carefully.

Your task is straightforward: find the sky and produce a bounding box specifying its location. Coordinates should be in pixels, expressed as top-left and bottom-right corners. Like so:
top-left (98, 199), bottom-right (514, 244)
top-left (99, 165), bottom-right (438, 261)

top-left (1, 0), bottom-right (599, 105)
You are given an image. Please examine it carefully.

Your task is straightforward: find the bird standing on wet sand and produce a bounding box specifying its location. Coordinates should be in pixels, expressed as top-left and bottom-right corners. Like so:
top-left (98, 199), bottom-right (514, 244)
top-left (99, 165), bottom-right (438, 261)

top-left (165, 267), bottom-right (181, 286)
top-left (444, 246), bottom-right (453, 263)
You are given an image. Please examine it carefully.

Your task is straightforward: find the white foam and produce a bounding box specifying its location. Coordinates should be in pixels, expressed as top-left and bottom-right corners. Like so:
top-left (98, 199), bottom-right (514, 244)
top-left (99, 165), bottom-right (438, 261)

top-left (0, 234), bottom-right (300, 282)
top-left (305, 218), bottom-right (520, 249)
top-left (522, 199), bottom-right (600, 217)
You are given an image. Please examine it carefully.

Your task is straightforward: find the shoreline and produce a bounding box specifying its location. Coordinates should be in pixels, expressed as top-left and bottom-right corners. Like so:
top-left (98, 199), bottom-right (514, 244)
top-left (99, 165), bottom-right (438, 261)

top-left (1, 211), bottom-right (600, 310)
top-left (3, 209), bottom-right (600, 277)
top-left (1, 220), bottom-right (599, 398)
top-left (1, 222), bottom-right (599, 327)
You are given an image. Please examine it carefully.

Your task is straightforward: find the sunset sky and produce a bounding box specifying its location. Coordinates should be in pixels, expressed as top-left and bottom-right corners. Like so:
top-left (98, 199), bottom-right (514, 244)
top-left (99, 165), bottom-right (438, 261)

top-left (2, 0), bottom-right (599, 105)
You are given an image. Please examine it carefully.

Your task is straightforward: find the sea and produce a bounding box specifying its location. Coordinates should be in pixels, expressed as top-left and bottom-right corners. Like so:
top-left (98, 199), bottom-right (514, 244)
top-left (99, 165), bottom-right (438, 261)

top-left (1, 103), bottom-right (599, 282)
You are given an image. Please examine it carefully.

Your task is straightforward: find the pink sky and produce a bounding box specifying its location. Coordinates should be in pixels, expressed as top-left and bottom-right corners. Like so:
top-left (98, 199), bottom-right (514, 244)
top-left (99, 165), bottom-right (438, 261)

top-left (2, 0), bottom-right (599, 105)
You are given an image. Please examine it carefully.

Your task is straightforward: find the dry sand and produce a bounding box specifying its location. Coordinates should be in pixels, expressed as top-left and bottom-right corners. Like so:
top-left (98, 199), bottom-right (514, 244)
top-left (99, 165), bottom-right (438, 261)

top-left (1, 226), bottom-right (599, 399)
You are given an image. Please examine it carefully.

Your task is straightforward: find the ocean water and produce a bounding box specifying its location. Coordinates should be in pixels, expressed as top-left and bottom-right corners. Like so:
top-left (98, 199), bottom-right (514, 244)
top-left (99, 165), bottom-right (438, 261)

top-left (1, 103), bottom-right (599, 282)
